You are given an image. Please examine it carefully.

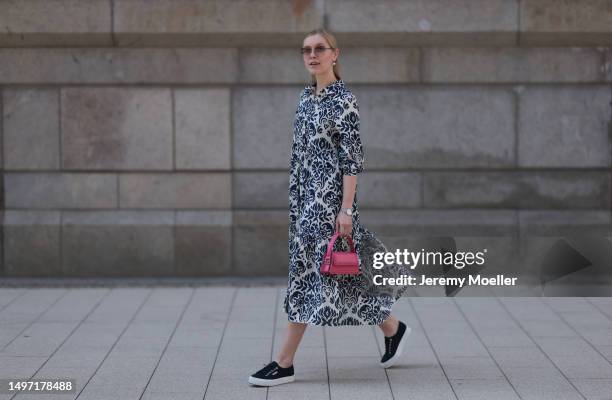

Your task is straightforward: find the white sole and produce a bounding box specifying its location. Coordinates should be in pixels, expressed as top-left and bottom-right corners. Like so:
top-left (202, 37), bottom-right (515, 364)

top-left (380, 325), bottom-right (411, 368)
top-left (248, 375), bottom-right (295, 386)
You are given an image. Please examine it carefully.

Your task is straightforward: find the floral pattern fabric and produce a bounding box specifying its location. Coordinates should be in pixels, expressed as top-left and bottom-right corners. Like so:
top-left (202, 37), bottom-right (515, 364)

top-left (283, 79), bottom-right (409, 326)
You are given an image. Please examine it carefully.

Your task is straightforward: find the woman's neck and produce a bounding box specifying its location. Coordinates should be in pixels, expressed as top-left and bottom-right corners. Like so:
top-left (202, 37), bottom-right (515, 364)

top-left (315, 75), bottom-right (338, 94)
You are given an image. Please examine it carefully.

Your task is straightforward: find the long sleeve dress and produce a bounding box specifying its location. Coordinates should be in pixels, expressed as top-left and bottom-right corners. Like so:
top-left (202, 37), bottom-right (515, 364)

top-left (283, 79), bottom-right (410, 326)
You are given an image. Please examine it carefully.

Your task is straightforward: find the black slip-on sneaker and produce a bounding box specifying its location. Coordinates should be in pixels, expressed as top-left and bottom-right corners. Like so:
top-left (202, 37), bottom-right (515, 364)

top-left (380, 320), bottom-right (411, 368)
top-left (248, 361), bottom-right (295, 386)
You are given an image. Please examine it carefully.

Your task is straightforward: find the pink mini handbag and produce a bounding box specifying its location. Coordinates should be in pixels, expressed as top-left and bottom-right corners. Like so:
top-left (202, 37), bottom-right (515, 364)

top-left (320, 232), bottom-right (360, 275)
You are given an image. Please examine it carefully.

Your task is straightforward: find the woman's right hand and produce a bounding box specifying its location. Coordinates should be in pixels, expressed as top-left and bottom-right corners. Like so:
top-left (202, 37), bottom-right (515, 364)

top-left (335, 212), bottom-right (352, 237)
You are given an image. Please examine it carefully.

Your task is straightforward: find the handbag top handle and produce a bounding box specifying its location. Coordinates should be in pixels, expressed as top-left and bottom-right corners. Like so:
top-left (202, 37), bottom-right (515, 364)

top-left (323, 232), bottom-right (356, 262)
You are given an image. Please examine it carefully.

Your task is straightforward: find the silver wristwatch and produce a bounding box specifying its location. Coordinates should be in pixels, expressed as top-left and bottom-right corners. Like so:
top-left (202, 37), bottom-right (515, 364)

top-left (341, 207), bottom-right (353, 216)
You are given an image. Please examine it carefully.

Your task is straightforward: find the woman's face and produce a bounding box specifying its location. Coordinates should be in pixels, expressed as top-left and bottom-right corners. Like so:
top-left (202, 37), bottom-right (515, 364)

top-left (302, 34), bottom-right (338, 76)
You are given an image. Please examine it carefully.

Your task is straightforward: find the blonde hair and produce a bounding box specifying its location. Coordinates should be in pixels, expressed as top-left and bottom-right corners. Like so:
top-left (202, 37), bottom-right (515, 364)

top-left (304, 28), bottom-right (341, 85)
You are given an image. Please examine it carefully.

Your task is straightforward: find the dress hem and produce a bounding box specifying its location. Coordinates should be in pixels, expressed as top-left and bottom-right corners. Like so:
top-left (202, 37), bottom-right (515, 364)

top-left (284, 309), bottom-right (392, 327)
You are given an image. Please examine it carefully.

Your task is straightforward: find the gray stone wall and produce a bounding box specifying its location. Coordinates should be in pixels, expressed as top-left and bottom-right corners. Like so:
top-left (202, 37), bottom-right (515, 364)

top-left (1, 0), bottom-right (611, 277)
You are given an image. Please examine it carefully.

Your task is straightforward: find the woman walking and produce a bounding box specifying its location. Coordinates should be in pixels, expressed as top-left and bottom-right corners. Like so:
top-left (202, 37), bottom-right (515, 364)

top-left (248, 28), bottom-right (411, 387)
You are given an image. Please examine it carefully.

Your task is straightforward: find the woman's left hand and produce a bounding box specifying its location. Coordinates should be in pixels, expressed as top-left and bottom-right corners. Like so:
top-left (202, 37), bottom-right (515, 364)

top-left (336, 212), bottom-right (352, 236)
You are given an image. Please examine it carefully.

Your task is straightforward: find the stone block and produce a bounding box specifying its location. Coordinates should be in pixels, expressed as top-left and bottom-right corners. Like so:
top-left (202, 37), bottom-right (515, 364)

top-left (328, 0), bottom-right (518, 46)
top-left (340, 47), bottom-right (420, 83)
top-left (0, 49), bottom-right (238, 84)
top-left (423, 47), bottom-right (604, 83)
top-left (119, 173), bottom-right (231, 209)
top-left (3, 211), bottom-right (61, 277)
top-left (61, 88), bottom-right (173, 170)
top-left (359, 172), bottom-right (422, 208)
top-left (239, 47), bottom-right (420, 84)
top-left (361, 209), bottom-right (517, 237)
top-left (0, 93), bottom-right (3, 169)
top-left (113, 0), bottom-right (323, 46)
top-left (175, 211), bottom-right (232, 277)
top-left (233, 211), bottom-right (289, 276)
top-left (424, 171), bottom-right (610, 209)
top-left (607, 50), bottom-right (612, 81)
top-left (520, 0), bottom-right (612, 45)
top-left (62, 211), bottom-right (175, 277)
top-left (3, 89), bottom-right (59, 170)
top-left (175, 89), bottom-right (231, 170)
top-left (518, 86), bottom-right (610, 167)
top-left (0, 210), bottom-right (2, 274)
top-left (5, 173), bottom-right (116, 209)
top-left (239, 48), bottom-right (312, 84)
top-left (355, 86), bottom-right (515, 168)
top-left (0, 0), bottom-right (112, 46)
top-left (234, 172), bottom-right (288, 209)
top-left (518, 210), bottom-right (612, 236)
top-left (233, 87), bottom-right (298, 169)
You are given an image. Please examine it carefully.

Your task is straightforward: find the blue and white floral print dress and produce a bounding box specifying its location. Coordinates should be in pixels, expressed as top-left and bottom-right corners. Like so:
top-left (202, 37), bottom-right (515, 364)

top-left (283, 79), bottom-right (409, 326)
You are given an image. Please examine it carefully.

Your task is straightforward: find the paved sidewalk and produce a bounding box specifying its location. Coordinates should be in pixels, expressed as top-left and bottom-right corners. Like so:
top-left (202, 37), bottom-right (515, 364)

top-left (1, 287), bottom-right (612, 399)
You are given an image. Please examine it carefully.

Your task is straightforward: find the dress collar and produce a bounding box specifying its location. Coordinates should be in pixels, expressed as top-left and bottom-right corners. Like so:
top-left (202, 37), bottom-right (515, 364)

top-left (305, 79), bottom-right (345, 100)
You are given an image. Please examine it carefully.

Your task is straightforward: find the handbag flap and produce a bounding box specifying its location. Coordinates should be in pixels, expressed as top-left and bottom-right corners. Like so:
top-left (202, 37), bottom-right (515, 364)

top-left (332, 252), bottom-right (359, 266)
